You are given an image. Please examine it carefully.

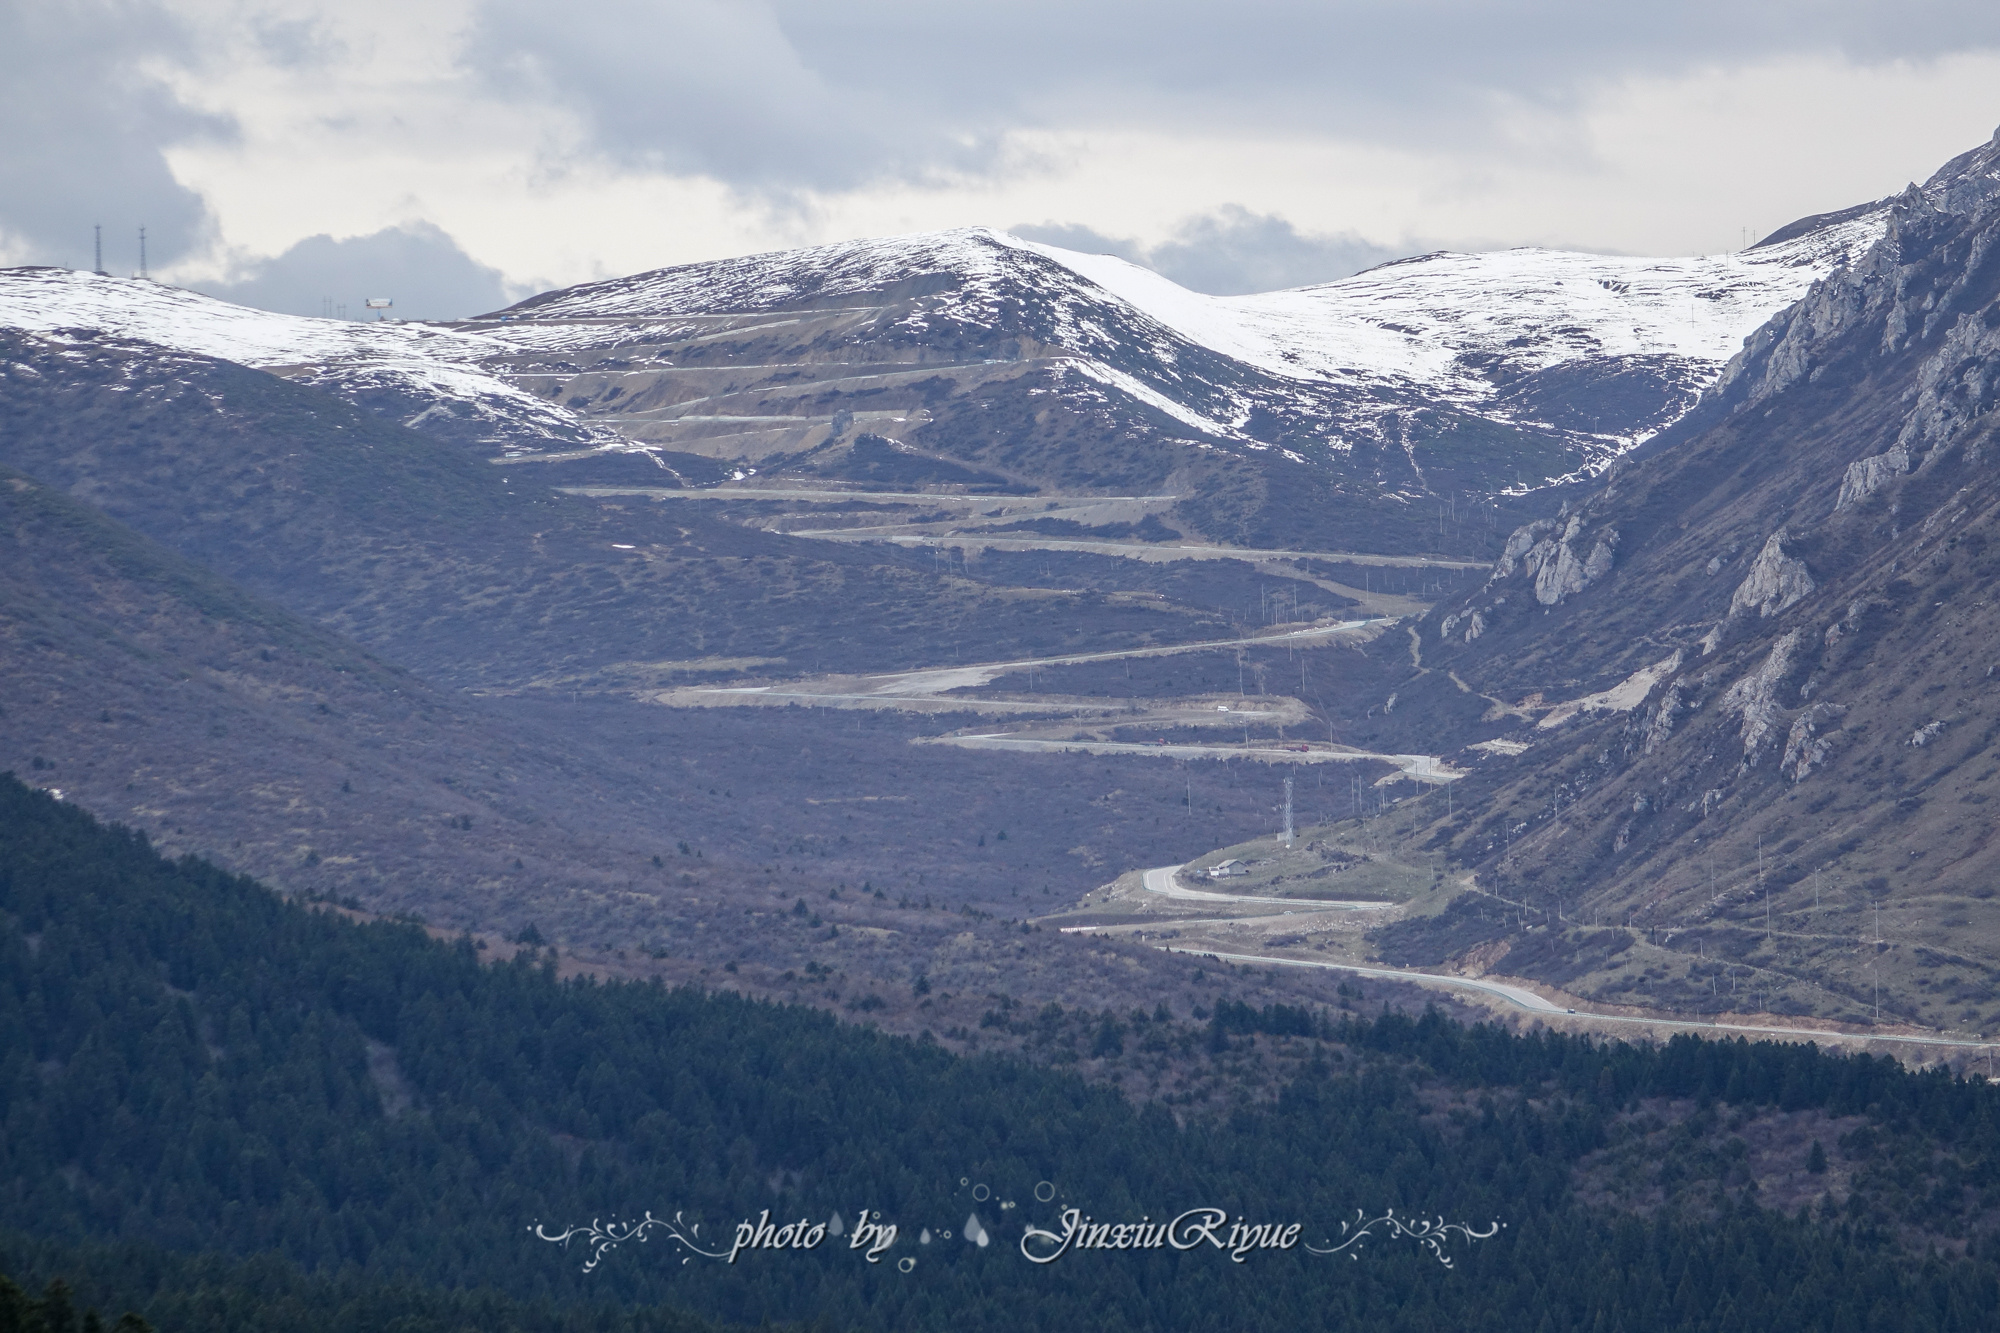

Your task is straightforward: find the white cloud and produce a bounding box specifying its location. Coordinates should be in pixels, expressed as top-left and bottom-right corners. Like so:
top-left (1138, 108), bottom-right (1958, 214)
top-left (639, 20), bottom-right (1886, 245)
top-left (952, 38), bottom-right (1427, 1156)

top-left (4, 1), bottom-right (1997, 307)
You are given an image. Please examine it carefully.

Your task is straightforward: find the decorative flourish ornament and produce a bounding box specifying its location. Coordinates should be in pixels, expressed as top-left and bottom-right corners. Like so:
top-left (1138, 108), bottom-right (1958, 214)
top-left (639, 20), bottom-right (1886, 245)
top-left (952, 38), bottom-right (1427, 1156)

top-left (1303, 1209), bottom-right (1504, 1267)
top-left (531, 1210), bottom-right (728, 1272)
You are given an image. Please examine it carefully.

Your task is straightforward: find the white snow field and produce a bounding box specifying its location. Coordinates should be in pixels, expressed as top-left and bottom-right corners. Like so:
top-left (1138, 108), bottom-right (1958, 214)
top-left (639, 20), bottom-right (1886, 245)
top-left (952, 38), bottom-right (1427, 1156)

top-left (0, 201), bottom-right (1886, 465)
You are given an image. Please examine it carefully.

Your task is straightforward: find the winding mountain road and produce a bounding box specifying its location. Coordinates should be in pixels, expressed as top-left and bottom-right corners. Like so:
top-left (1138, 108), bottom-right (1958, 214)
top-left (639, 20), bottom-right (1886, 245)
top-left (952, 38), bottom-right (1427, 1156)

top-left (1139, 864), bottom-right (1397, 911)
top-left (690, 618), bottom-right (1386, 702)
top-left (1124, 863), bottom-right (2000, 1056)
top-left (922, 733), bottom-right (1458, 778)
top-left (1171, 945), bottom-right (2000, 1054)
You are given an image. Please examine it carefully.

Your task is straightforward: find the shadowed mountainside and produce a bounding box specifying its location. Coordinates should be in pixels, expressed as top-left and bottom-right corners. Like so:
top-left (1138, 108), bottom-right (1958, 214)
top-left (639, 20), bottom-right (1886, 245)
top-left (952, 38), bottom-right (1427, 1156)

top-left (1364, 129), bottom-right (2000, 1031)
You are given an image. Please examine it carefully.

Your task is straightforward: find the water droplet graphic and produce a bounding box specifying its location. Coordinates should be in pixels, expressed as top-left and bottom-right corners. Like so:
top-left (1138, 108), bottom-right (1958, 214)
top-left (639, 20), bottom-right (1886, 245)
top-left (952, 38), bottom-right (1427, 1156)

top-left (964, 1212), bottom-right (990, 1248)
top-left (1034, 1181), bottom-right (1056, 1203)
top-left (829, 1212), bottom-right (845, 1237)
top-left (972, 1183), bottom-right (990, 1202)
top-left (919, 1228), bottom-right (932, 1245)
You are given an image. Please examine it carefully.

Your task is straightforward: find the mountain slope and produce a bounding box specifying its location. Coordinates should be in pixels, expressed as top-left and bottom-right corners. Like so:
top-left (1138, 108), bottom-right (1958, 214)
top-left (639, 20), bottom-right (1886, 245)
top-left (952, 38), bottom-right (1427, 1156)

top-left (1370, 127), bottom-right (2000, 1031)
top-left (0, 457), bottom-right (812, 936)
top-left (498, 218), bottom-right (1878, 460)
top-left (0, 267), bottom-right (600, 452)
top-left (1, 204), bottom-right (1881, 557)
top-left (0, 333), bottom-right (1328, 975)
top-left (0, 327), bottom-right (1228, 690)
top-left (9, 777), bottom-right (2000, 1333)
top-left (479, 219), bottom-right (1881, 551)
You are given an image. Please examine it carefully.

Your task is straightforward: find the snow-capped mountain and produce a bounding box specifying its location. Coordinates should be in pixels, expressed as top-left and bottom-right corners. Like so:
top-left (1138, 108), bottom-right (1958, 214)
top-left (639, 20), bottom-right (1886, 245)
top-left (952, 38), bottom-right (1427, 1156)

top-left (0, 162), bottom-right (1925, 552)
top-left (514, 213), bottom-right (1880, 445)
top-left (488, 212), bottom-right (1882, 478)
top-left (0, 267), bottom-right (610, 451)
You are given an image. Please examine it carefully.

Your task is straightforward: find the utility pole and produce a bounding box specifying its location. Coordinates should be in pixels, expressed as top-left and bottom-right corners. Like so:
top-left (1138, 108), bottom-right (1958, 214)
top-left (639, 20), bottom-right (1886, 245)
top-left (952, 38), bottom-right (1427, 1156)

top-left (1282, 777), bottom-right (1294, 848)
top-left (1759, 838), bottom-right (1769, 940)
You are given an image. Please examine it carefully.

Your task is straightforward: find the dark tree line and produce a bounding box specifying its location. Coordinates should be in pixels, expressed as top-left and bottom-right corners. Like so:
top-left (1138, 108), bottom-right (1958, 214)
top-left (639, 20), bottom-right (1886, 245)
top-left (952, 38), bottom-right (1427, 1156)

top-left (3, 774), bottom-right (2000, 1331)
top-left (0, 1275), bottom-right (147, 1333)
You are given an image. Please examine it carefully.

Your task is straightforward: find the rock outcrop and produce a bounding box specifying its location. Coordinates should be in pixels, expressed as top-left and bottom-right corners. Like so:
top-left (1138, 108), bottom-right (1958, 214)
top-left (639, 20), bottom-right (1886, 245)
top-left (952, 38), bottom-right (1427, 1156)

top-left (1894, 308), bottom-right (2000, 463)
top-left (1728, 532), bottom-right (1815, 619)
top-left (1490, 514), bottom-right (1618, 606)
top-left (1780, 702), bottom-right (1846, 781)
top-left (1835, 447), bottom-right (1911, 509)
top-left (1720, 630), bottom-right (1804, 770)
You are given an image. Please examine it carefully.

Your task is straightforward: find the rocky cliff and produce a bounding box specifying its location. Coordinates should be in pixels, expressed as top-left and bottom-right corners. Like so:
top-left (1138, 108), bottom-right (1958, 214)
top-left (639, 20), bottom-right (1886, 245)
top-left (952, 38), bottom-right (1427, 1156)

top-left (1374, 127), bottom-right (2000, 1032)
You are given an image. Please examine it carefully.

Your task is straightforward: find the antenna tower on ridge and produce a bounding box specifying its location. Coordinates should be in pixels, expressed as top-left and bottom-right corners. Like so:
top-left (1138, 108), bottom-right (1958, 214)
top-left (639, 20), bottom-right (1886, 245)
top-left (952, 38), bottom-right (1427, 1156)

top-left (137, 226), bottom-right (147, 280)
top-left (93, 224), bottom-right (106, 275)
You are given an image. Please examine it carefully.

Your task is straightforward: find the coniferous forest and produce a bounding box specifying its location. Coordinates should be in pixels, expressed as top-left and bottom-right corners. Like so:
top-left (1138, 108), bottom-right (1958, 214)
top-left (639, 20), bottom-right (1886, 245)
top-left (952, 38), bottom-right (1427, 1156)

top-left (5, 774), bottom-right (2000, 1332)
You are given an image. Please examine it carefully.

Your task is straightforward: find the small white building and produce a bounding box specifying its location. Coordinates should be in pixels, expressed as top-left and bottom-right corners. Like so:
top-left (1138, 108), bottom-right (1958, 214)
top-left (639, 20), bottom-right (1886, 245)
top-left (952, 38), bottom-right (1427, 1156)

top-left (1206, 859), bottom-right (1248, 879)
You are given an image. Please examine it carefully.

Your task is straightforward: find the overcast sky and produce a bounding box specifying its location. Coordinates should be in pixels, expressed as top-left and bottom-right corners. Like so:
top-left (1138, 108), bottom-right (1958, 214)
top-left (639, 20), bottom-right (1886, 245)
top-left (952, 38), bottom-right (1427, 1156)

top-left (5, 1), bottom-right (2000, 317)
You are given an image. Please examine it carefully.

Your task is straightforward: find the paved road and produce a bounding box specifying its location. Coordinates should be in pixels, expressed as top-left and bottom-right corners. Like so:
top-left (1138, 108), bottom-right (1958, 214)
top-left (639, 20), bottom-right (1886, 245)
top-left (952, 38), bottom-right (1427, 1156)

top-left (1149, 938), bottom-right (2000, 1055)
top-left (925, 734), bottom-right (1458, 780)
top-left (697, 618), bottom-right (1386, 702)
top-left (793, 529), bottom-right (1491, 570)
top-left (561, 486), bottom-right (1179, 506)
top-left (1164, 944), bottom-right (1566, 1012)
top-left (1140, 864), bottom-right (1397, 911)
top-left (560, 486), bottom-right (1484, 571)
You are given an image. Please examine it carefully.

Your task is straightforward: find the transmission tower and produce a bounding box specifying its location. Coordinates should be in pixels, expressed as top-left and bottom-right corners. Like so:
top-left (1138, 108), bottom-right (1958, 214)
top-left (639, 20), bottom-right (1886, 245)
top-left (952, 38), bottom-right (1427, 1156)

top-left (1282, 777), bottom-right (1294, 847)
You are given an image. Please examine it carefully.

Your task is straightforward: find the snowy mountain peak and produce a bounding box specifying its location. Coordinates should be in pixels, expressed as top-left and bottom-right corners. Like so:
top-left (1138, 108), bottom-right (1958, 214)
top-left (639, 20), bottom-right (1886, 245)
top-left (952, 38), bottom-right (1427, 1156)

top-left (495, 207), bottom-right (1883, 407)
top-left (501, 226), bottom-right (1031, 322)
top-left (0, 164), bottom-right (1914, 543)
top-left (0, 266), bottom-right (610, 449)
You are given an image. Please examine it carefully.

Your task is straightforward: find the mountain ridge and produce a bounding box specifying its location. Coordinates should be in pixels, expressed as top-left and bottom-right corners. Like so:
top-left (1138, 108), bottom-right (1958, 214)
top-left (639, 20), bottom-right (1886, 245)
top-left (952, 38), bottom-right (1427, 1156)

top-left (1, 199), bottom-right (1889, 558)
top-left (1364, 125), bottom-right (2000, 1030)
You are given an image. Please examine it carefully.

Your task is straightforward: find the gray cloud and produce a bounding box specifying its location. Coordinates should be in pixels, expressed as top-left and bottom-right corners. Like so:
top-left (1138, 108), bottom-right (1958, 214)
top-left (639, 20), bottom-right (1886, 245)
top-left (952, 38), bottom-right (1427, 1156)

top-left (465, 0), bottom-right (1005, 195)
top-left (0, 0), bottom-right (226, 269)
top-left (467, 1), bottom-right (2000, 196)
top-left (1014, 208), bottom-right (1405, 295)
top-left (194, 224), bottom-right (516, 322)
